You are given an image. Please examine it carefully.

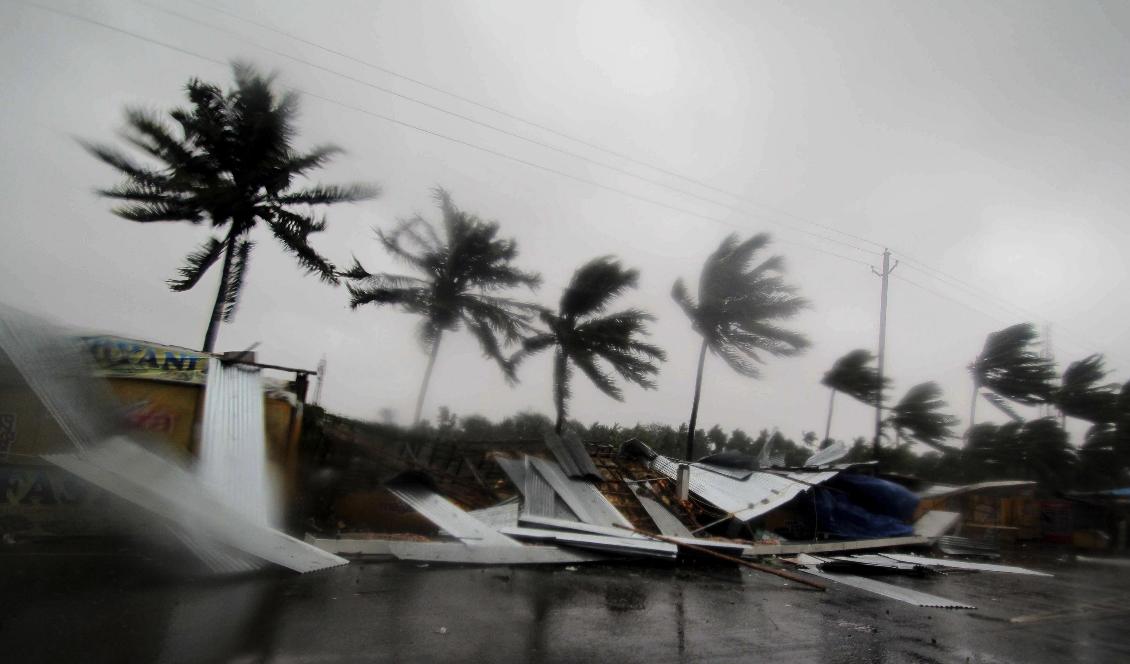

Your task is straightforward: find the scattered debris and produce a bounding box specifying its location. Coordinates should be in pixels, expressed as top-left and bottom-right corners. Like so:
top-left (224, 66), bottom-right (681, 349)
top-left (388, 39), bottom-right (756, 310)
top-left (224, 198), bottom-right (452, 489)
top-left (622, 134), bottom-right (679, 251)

top-left (938, 535), bottom-right (1000, 558)
top-left (878, 553), bottom-right (1052, 577)
top-left (912, 510), bottom-right (961, 540)
top-left (795, 554), bottom-right (975, 609)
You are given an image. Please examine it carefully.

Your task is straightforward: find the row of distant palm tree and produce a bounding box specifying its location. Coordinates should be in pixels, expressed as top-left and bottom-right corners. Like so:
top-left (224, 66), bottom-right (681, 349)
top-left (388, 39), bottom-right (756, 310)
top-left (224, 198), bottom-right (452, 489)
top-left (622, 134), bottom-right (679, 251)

top-left (821, 321), bottom-right (1130, 469)
top-left (820, 349), bottom-right (958, 452)
top-left (85, 64), bottom-right (812, 455)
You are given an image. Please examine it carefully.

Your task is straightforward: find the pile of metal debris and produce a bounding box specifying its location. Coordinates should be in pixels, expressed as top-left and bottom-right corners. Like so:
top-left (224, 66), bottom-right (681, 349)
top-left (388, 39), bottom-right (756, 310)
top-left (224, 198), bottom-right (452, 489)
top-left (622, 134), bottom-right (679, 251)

top-left (308, 428), bottom-right (1053, 607)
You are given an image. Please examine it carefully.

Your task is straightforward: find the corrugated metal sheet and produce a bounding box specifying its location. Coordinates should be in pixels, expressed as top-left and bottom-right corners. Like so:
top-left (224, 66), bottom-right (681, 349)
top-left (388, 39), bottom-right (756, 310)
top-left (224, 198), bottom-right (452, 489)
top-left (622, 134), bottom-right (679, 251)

top-left (527, 456), bottom-right (631, 528)
top-left (804, 440), bottom-right (849, 467)
top-left (519, 456), bottom-right (579, 521)
top-left (879, 553), bottom-right (1052, 577)
top-left (544, 430), bottom-right (602, 480)
top-left (469, 498), bottom-right (521, 529)
top-left (46, 437), bottom-right (347, 573)
top-left (385, 541), bottom-right (608, 564)
top-left (386, 479), bottom-right (518, 546)
top-left (198, 361), bottom-right (274, 526)
top-left (0, 305), bottom-right (123, 452)
top-left (631, 488), bottom-right (693, 538)
top-left (802, 567), bottom-right (975, 608)
top-left (912, 510), bottom-right (961, 539)
top-left (495, 456), bottom-right (527, 490)
top-left (797, 555), bottom-right (975, 608)
top-left (645, 450), bottom-right (838, 522)
top-left (500, 526), bottom-right (677, 558)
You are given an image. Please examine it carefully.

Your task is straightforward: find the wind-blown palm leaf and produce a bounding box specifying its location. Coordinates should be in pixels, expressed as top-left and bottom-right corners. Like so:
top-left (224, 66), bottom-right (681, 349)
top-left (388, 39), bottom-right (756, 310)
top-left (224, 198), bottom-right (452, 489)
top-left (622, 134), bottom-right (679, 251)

top-left (971, 323), bottom-right (1056, 405)
top-left (344, 188), bottom-right (541, 423)
top-left (512, 256), bottom-right (665, 432)
top-left (1055, 354), bottom-right (1119, 423)
top-left (886, 382), bottom-right (960, 451)
top-left (672, 234), bottom-right (809, 378)
top-left (672, 233), bottom-right (809, 459)
top-left (822, 349), bottom-right (887, 407)
top-left (84, 62), bottom-right (378, 351)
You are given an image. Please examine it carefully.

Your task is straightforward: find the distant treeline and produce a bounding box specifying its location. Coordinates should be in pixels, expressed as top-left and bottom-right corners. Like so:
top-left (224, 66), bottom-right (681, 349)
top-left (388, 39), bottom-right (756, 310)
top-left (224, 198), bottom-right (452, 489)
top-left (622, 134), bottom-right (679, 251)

top-left (375, 406), bottom-right (1124, 495)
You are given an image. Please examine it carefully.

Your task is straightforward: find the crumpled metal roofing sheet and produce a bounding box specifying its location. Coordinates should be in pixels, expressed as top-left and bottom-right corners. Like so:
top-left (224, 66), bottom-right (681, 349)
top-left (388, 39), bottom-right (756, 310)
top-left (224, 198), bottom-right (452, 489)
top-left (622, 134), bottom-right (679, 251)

top-left (387, 480), bottom-right (518, 546)
top-left (646, 453), bottom-right (838, 522)
top-left (526, 456), bottom-right (631, 528)
top-left (879, 553), bottom-right (1052, 577)
top-left (803, 439), bottom-right (849, 467)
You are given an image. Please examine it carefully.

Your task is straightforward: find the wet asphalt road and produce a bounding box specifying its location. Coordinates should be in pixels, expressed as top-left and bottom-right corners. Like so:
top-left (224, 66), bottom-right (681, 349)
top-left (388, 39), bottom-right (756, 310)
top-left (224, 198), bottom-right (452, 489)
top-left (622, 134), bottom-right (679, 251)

top-left (2, 543), bottom-right (1128, 663)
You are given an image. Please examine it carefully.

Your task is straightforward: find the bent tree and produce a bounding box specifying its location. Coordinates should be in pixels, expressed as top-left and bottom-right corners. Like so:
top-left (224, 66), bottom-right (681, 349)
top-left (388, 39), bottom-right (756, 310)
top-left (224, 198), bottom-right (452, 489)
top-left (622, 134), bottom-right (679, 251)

top-left (84, 63), bottom-right (377, 351)
top-left (672, 233), bottom-right (809, 460)
top-left (513, 256), bottom-right (665, 433)
top-left (343, 188), bottom-right (540, 424)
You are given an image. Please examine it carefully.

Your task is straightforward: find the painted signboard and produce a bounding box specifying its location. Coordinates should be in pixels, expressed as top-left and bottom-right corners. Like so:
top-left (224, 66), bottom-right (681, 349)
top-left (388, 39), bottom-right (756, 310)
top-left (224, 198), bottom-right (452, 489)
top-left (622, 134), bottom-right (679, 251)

top-left (81, 335), bottom-right (209, 384)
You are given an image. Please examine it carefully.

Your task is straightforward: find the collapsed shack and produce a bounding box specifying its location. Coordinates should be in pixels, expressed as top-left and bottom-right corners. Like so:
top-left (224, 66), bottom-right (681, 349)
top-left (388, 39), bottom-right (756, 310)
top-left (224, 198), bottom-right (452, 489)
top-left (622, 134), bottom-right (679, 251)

top-left (307, 422), bottom-right (1061, 608)
top-left (310, 424), bottom-right (948, 565)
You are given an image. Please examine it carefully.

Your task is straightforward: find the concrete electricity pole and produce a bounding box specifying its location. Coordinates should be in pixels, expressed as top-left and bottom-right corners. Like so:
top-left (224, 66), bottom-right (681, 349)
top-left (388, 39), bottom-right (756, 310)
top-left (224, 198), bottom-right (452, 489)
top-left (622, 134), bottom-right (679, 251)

top-left (871, 249), bottom-right (897, 455)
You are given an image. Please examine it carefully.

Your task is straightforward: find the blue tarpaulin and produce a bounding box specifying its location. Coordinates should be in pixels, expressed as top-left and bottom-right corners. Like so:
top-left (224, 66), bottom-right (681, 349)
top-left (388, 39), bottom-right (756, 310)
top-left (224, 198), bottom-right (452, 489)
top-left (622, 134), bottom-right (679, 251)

top-left (811, 474), bottom-right (919, 539)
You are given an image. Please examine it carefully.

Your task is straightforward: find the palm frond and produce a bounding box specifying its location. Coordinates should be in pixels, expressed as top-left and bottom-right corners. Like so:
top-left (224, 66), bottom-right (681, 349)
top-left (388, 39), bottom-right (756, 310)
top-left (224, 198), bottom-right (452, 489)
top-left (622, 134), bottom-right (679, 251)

top-left (559, 256), bottom-right (639, 318)
top-left (168, 236), bottom-right (227, 291)
top-left (1056, 354), bottom-right (1119, 423)
top-left (571, 351), bottom-right (624, 400)
top-left (972, 323), bottom-right (1056, 405)
top-left (222, 237), bottom-right (253, 321)
top-left (269, 209), bottom-right (338, 283)
top-left (275, 183), bottom-right (380, 206)
top-left (887, 382), bottom-right (959, 450)
top-left (822, 349), bottom-right (887, 407)
top-left (674, 233), bottom-right (808, 381)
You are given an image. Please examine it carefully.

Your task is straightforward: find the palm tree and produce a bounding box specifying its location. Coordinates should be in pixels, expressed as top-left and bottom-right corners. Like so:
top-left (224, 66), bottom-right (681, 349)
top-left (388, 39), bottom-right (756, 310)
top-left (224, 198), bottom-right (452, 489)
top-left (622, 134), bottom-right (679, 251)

top-left (672, 233), bottom-right (809, 460)
top-left (83, 63), bottom-right (377, 352)
top-left (821, 349), bottom-right (887, 444)
top-left (342, 188), bottom-right (540, 424)
top-left (969, 323), bottom-right (1056, 431)
top-left (886, 382), bottom-right (959, 451)
top-left (512, 257), bottom-right (666, 433)
top-left (1055, 354), bottom-right (1119, 424)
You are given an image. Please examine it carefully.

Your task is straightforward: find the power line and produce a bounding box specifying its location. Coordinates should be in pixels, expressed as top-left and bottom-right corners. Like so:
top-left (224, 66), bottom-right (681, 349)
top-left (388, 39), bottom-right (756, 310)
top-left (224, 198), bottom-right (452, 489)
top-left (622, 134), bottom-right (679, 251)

top-left (177, 0), bottom-right (1124, 365)
top-left (895, 256), bottom-right (1125, 365)
top-left (23, 1), bottom-right (1124, 367)
top-left (25, 0), bottom-right (873, 274)
top-left (183, 0), bottom-right (887, 254)
top-left (136, 0), bottom-right (879, 259)
top-left (891, 273), bottom-right (1121, 367)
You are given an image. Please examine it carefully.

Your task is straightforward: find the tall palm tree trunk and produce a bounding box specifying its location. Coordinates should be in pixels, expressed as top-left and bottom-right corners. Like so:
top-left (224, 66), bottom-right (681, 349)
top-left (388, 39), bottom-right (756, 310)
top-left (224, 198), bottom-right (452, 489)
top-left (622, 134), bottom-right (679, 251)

top-left (823, 389), bottom-right (837, 443)
top-left (553, 350), bottom-right (568, 434)
top-left (202, 232), bottom-right (238, 353)
top-left (685, 339), bottom-right (709, 461)
top-left (413, 333), bottom-right (443, 425)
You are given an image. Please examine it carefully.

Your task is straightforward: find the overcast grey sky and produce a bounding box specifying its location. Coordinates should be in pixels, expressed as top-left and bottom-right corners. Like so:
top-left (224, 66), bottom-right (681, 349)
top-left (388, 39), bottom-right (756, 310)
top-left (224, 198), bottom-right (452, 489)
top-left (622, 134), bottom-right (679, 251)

top-left (2, 0), bottom-right (1128, 447)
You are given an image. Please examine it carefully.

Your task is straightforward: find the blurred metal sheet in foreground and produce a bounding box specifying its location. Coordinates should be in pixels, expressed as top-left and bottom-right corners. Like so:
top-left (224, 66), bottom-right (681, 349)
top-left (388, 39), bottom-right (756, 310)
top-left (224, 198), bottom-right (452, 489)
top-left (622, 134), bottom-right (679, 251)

top-left (46, 438), bottom-right (348, 573)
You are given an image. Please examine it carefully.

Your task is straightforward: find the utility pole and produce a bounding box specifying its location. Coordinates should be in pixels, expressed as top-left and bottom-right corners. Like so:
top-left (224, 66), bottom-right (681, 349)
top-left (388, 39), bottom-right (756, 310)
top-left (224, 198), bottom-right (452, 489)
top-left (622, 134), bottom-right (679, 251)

top-left (313, 355), bottom-right (326, 406)
top-left (871, 249), bottom-right (898, 456)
